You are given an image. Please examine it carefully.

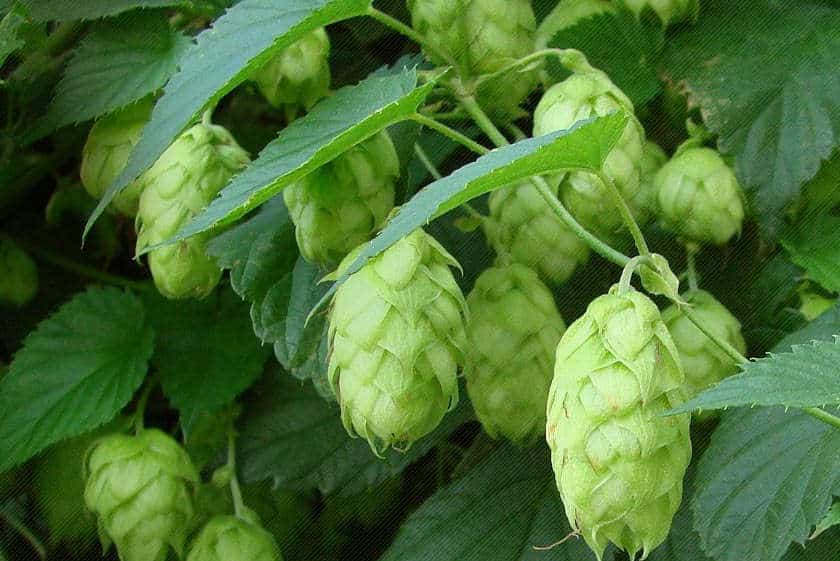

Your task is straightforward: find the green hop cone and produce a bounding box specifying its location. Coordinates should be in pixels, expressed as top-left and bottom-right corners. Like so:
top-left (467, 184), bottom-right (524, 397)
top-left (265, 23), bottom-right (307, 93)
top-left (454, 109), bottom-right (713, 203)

top-left (533, 51), bottom-right (646, 241)
top-left (284, 131), bottom-right (399, 267)
top-left (408, 0), bottom-right (538, 118)
top-left (80, 98), bottom-right (154, 217)
top-left (536, 0), bottom-right (615, 50)
top-left (486, 182), bottom-right (590, 284)
top-left (135, 120), bottom-right (250, 299)
top-left (84, 429), bottom-right (199, 561)
top-left (661, 289), bottom-right (746, 401)
top-left (465, 264), bottom-right (565, 444)
top-left (326, 228), bottom-right (467, 453)
top-left (654, 147), bottom-right (744, 245)
top-left (616, 0), bottom-right (698, 27)
top-left (633, 140), bottom-right (668, 223)
top-left (253, 27), bottom-right (330, 115)
top-left (546, 285), bottom-right (692, 559)
top-left (0, 238), bottom-right (38, 307)
top-left (187, 515), bottom-right (281, 561)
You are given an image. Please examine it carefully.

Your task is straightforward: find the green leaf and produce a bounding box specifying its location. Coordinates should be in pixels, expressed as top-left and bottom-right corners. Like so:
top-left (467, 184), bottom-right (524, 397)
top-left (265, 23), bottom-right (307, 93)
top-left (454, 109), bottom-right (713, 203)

top-left (164, 65), bottom-right (435, 245)
top-left (663, 0), bottom-right (840, 236)
top-left (24, 0), bottom-right (187, 21)
top-left (812, 502), bottom-right (840, 539)
top-left (0, 5), bottom-right (26, 68)
top-left (33, 12), bottom-right (190, 136)
top-left (0, 287), bottom-right (153, 472)
top-left (86, 0), bottom-right (371, 238)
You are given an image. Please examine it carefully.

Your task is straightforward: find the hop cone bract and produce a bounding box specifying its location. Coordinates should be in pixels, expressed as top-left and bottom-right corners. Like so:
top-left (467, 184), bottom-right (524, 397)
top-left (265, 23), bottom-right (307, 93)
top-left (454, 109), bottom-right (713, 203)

top-left (617, 0), bottom-right (698, 26)
top-left (187, 515), bottom-right (281, 561)
top-left (327, 228), bottom-right (467, 453)
top-left (536, 0), bottom-right (615, 49)
top-left (284, 132), bottom-right (399, 266)
top-left (546, 286), bottom-right (692, 559)
top-left (465, 264), bottom-right (565, 443)
top-left (84, 429), bottom-right (198, 561)
top-left (135, 121), bottom-right (250, 299)
top-left (0, 238), bottom-right (37, 307)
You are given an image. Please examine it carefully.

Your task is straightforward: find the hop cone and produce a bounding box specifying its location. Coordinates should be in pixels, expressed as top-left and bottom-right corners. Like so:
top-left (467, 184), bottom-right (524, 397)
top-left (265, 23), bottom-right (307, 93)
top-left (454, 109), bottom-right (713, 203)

top-left (633, 140), bottom-right (669, 224)
top-left (662, 289), bottom-right (746, 400)
top-left (408, 0), bottom-right (538, 117)
top-left (654, 147), bottom-right (744, 245)
top-left (533, 52), bottom-right (645, 241)
top-left (546, 285), bottom-right (692, 559)
top-left (253, 28), bottom-right (330, 114)
top-left (84, 429), bottom-right (198, 561)
top-left (135, 121), bottom-right (250, 299)
top-left (284, 132), bottom-right (399, 267)
top-left (0, 238), bottom-right (37, 307)
top-left (80, 98), bottom-right (153, 217)
top-left (617, 0), bottom-right (698, 26)
top-left (187, 515), bottom-right (281, 561)
top-left (327, 228), bottom-right (467, 453)
top-left (536, 0), bottom-right (615, 50)
top-left (486, 182), bottom-right (590, 284)
top-left (465, 264), bottom-right (565, 443)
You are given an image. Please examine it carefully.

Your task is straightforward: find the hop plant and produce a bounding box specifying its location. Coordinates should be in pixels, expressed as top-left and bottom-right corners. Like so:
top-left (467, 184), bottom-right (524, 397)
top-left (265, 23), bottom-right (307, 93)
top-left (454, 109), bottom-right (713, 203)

top-left (80, 98), bottom-right (153, 217)
top-left (252, 28), bottom-right (330, 116)
top-left (616, 0), bottom-right (699, 27)
top-left (408, 0), bottom-right (538, 118)
top-left (135, 119), bottom-right (250, 299)
top-left (464, 264), bottom-right (565, 444)
top-left (0, 238), bottom-right (38, 307)
top-left (662, 289), bottom-right (746, 400)
top-left (485, 182), bottom-right (590, 284)
top-left (654, 147), bottom-right (744, 245)
top-left (326, 228), bottom-right (467, 453)
top-left (546, 285), bottom-right (692, 559)
top-left (187, 515), bottom-right (281, 561)
top-left (536, 0), bottom-right (615, 50)
top-left (84, 429), bottom-right (198, 561)
top-left (284, 132), bottom-right (399, 267)
top-left (533, 51), bottom-right (645, 241)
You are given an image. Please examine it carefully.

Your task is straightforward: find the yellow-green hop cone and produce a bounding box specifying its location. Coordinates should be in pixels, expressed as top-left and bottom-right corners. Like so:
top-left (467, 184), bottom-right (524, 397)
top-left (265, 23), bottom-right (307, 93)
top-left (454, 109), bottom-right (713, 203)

top-left (546, 285), bottom-right (692, 560)
top-left (135, 120), bottom-right (250, 299)
top-left (465, 264), bottom-right (565, 444)
top-left (80, 98), bottom-right (153, 217)
top-left (187, 515), bottom-right (281, 561)
top-left (284, 132), bottom-right (399, 267)
top-left (536, 0), bottom-right (615, 50)
top-left (486, 182), bottom-right (590, 284)
top-left (616, 0), bottom-right (699, 27)
top-left (84, 429), bottom-right (199, 561)
top-left (0, 238), bottom-right (37, 307)
top-left (654, 147), bottom-right (744, 245)
top-left (327, 229), bottom-right (467, 453)
top-left (662, 289), bottom-right (746, 401)
top-left (408, 0), bottom-right (538, 118)
top-left (253, 27), bottom-right (330, 115)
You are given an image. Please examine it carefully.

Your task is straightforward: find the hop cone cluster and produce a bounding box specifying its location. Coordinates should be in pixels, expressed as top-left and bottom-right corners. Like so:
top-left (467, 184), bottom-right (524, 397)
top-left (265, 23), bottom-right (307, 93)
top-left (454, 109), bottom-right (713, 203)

top-left (408, 0), bottom-right (538, 117)
top-left (187, 515), bottom-right (281, 561)
top-left (284, 132), bottom-right (399, 267)
top-left (546, 286), bottom-right (692, 559)
top-left (533, 52), bottom-right (645, 241)
top-left (617, 0), bottom-right (698, 26)
top-left (662, 289), bottom-right (746, 400)
top-left (253, 28), bottom-right (330, 115)
top-left (465, 264), bottom-right (565, 444)
top-left (327, 228), bottom-right (467, 453)
top-left (486, 182), bottom-right (590, 284)
top-left (84, 429), bottom-right (198, 561)
top-left (653, 147), bottom-right (744, 245)
top-left (135, 121), bottom-right (249, 299)
top-left (0, 238), bottom-right (37, 307)
top-left (536, 0), bottom-right (615, 49)
top-left (80, 98), bottom-right (153, 217)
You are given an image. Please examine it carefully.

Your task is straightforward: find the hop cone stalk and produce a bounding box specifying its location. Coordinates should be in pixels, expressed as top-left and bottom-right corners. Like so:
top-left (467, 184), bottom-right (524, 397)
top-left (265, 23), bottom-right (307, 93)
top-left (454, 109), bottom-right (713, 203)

top-left (486, 182), bottom-right (590, 284)
top-left (662, 289), bottom-right (746, 400)
top-left (617, 0), bottom-right (698, 26)
top-left (84, 429), bottom-right (198, 561)
top-left (327, 228), bottom-right (467, 453)
top-left (253, 28), bottom-right (330, 115)
top-left (408, 0), bottom-right (538, 118)
top-left (284, 132), bottom-right (399, 267)
top-left (546, 285), bottom-right (692, 559)
top-left (536, 0), bottom-right (615, 50)
top-left (465, 264), bottom-right (565, 443)
top-left (80, 98), bottom-right (154, 217)
top-left (654, 147), bottom-right (744, 245)
top-left (187, 515), bottom-right (281, 561)
top-left (0, 238), bottom-right (37, 307)
top-left (135, 120), bottom-right (250, 299)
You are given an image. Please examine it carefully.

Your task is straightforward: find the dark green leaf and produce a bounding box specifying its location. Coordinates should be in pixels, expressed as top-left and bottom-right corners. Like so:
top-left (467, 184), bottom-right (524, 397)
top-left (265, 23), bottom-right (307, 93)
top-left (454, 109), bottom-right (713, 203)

top-left (24, 0), bottom-right (187, 21)
top-left (0, 5), bottom-right (26, 68)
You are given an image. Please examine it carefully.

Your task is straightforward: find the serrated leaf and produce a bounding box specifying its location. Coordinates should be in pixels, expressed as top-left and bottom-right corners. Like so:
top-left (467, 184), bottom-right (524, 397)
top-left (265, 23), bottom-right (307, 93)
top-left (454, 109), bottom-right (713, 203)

top-left (86, 0), bottom-right (371, 238)
top-left (33, 12), bottom-right (190, 136)
top-left (0, 5), bottom-right (26, 68)
top-left (0, 287), bottom-right (153, 472)
top-left (663, 0), bottom-right (840, 236)
top-left (24, 0), bottom-right (186, 21)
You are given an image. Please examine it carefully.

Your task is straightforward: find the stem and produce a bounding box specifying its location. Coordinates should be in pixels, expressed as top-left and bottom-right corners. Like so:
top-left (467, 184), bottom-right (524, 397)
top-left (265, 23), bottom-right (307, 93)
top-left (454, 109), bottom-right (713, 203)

top-left (0, 511), bottom-right (46, 560)
top-left (597, 171), bottom-right (650, 257)
top-left (618, 255), bottom-right (652, 294)
top-left (411, 113), bottom-right (489, 156)
top-left (458, 96), bottom-right (510, 146)
top-left (473, 48), bottom-right (565, 88)
top-left (367, 7), bottom-right (455, 69)
top-left (132, 380), bottom-right (155, 435)
top-left (803, 408), bottom-right (840, 430)
top-left (685, 244), bottom-right (699, 291)
top-left (414, 143), bottom-right (444, 180)
top-left (505, 123), bottom-right (529, 142)
top-left (10, 21), bottom-right (84, 82)
top-left (227, 431), bottom-right (246, 518)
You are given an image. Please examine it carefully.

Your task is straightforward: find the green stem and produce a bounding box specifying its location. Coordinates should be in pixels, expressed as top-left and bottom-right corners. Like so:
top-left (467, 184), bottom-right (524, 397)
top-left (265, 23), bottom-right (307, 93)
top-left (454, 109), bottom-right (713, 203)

top-left (227, 431), bottom-right (246, 518)
top-left (618, 255), bottom-right (652, 294)
top-left (458, 96), bottom-right (510, 146)
top-left (132, 380), bottom-right (155, 435)
top-left (685, 243), bottom-right (699, 292)
top-left (0, 511), bottom-right (46, 560)
top-left (803, 408), bottom-right (840, 430)
top-left (473, 48), bottom-right (565, 88)
top-left (505, 123), bottom-right (529, 142)
top-left (366, 7), bottom-right (456, 69)
top-left (596, 171), bottom-right (650, 257)
top-left (415, 142), bottom-right (485, 222)
top-left (411, 113), bottom-right (489, 156)
top-left (11, 21), bottom-right (84, 82)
